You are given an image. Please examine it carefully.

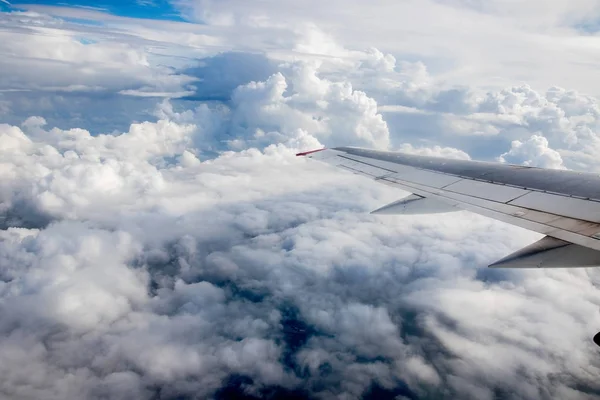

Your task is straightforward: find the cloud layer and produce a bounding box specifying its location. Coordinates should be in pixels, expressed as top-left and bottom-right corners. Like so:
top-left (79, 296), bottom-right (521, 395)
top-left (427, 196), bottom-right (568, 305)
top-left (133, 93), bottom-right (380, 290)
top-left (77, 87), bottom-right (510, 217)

top-left (3, 76), bottom-right (600, 399)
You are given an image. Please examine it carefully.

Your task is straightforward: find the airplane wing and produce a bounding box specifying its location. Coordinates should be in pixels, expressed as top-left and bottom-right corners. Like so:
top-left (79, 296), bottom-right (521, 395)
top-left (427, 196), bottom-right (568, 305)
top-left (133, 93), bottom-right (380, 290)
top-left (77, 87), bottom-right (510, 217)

top-left (297, 147), bottom-right (600, 268)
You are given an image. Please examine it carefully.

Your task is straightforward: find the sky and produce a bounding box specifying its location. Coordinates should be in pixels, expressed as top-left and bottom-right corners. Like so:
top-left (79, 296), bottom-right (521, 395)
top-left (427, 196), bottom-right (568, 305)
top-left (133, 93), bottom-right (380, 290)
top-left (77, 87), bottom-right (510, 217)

top-left (2, 1), bottom-right (600, 399)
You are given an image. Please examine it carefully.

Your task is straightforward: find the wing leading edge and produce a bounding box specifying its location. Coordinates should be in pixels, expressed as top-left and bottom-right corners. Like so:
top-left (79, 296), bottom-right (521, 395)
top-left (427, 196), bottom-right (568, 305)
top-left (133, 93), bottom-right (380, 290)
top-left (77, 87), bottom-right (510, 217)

top-left (298, 147), bottom-right (600, 268)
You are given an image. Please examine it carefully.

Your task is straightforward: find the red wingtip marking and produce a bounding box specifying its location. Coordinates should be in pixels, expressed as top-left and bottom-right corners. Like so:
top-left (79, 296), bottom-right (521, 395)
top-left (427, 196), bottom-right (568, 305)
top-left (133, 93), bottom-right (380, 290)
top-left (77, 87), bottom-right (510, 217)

top-left (296, 148), bottom-right (327, 157)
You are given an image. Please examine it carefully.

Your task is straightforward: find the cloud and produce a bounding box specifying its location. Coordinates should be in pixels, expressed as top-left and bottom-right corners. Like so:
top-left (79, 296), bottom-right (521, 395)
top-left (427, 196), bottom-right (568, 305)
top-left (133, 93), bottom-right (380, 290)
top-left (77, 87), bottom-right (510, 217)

top-left (181, 52), bottom-right (277, 101)
top-left (12, 0), bottom-right (600, 103)
top-left (499, 135), bottom-right (565, 169)
top-left (5, 3), bottom-right (600, 157)
top-left (396, 143), bottom-right (471, 159)
top-left (365, 75), bottom-right (600, 170)
top-left (0, 10), bottom-right (199, 108)
top-left (170, 0), bottom-right (600, 93)
top-left (153, 61), bottom-right (391, 152)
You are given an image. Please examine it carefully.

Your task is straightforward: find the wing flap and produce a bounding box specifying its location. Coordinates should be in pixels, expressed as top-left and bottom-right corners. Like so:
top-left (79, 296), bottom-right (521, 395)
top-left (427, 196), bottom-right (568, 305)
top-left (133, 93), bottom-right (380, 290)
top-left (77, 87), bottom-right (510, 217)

top-left (371, 194), bottom-right (459, 215)
top-left (509, 191), bottom-right (600, 224)
top-left (489, 236), bottom-right (600, 268)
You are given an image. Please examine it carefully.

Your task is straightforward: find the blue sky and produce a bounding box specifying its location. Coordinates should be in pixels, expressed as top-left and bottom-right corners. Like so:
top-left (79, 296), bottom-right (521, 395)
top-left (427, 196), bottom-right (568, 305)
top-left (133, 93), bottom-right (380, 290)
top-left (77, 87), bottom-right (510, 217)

top-left (10, 0), bottom-right (186, 20)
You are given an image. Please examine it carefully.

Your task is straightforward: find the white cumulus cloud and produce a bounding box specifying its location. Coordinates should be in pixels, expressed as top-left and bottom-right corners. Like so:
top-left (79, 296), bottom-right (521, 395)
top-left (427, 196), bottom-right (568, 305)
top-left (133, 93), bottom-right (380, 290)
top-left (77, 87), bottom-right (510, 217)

top-left (499, 135), bottom-right (566, 169)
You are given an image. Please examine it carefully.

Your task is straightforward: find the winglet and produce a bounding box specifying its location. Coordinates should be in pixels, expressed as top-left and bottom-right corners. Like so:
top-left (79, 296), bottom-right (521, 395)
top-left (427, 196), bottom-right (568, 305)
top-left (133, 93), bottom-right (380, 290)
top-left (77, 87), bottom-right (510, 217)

top-left (296, 148), bottom-right (327, 157)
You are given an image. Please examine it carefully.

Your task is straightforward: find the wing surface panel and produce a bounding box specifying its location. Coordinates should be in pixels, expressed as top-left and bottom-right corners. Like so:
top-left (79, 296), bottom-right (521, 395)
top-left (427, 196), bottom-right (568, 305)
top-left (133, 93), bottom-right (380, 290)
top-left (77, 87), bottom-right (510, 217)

top-left (336, 146), bottom-right (600, 201)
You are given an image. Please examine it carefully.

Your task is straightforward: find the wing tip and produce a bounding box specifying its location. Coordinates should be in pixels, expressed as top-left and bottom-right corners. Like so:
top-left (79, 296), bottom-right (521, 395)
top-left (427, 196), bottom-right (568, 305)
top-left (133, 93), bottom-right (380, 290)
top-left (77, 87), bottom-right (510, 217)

top-left (296, 148), bottom-right (327, 157)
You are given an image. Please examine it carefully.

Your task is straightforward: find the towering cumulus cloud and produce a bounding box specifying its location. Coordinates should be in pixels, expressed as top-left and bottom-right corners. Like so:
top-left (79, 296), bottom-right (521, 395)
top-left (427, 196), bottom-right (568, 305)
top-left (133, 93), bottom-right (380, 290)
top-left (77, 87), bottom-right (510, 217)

top-left (2, 1), bottom-right (600, 399)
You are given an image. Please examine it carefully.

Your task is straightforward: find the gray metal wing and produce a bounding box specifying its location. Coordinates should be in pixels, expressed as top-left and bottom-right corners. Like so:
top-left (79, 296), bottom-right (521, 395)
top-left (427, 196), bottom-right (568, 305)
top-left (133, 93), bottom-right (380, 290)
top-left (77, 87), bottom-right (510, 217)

top-left (297, 147), bottom-right (600, 268)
